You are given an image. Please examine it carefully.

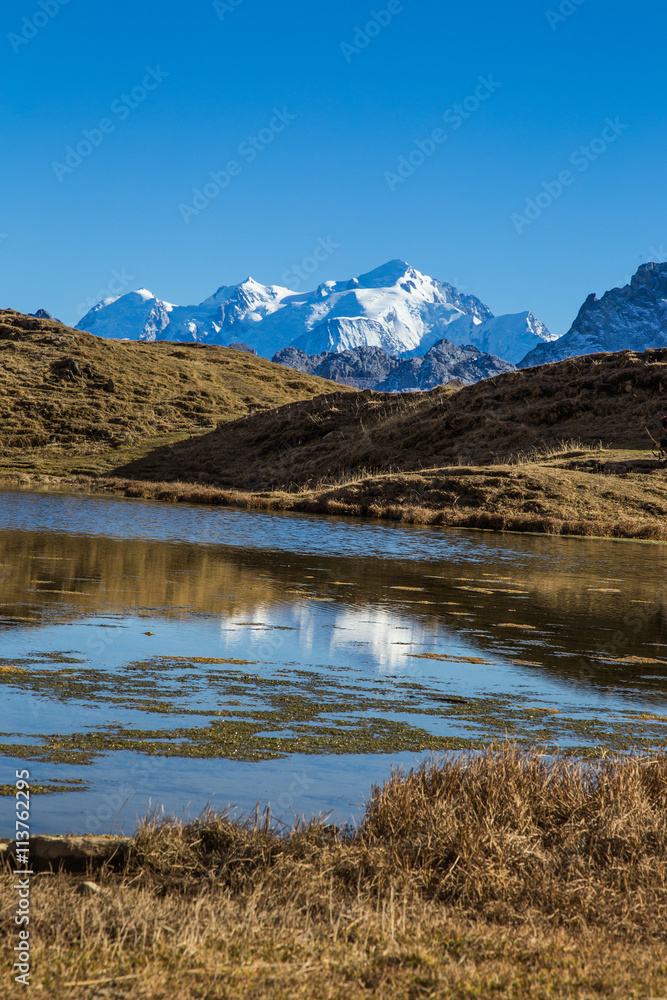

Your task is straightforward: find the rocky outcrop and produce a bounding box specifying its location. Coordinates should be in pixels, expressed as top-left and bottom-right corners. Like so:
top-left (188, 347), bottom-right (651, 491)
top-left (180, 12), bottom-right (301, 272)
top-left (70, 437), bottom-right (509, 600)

top-left (519, 263), bottom-right (667, 368)
top-left (273, 340), bottom-right (515, 391)
top-left (374, 340), bottom-right (516, 391)
top-left (1, 835), bottom-right (131, 871)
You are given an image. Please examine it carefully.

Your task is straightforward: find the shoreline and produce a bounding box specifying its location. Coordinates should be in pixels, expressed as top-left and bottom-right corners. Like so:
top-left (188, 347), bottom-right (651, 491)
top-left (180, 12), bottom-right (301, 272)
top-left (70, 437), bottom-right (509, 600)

top-left (1, 459), bottom-right (666, 543)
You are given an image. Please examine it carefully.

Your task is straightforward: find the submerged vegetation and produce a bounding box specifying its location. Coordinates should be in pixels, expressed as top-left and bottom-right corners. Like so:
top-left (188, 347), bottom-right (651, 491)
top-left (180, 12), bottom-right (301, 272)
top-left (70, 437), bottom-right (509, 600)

top-left (2, 746), bottom-right (667, 998)
top-left (2, 650), bottom-right (667, 767)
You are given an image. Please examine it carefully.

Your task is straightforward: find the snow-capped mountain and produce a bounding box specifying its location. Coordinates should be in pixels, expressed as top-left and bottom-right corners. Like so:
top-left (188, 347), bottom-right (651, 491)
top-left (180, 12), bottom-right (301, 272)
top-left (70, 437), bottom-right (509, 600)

top-left (77, 279), bottom-right (290, 345)
top-left (519, 263), bottom-right (667, 368)
top-left (77, 260), bottom-right (554, 363)
top-left (444, 311), bottom-right (555, 365)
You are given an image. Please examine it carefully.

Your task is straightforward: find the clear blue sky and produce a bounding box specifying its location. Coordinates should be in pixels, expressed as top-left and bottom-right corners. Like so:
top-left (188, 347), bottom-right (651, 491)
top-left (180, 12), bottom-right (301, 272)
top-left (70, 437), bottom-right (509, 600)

top-left (1, 0), bottom-right (665, 335)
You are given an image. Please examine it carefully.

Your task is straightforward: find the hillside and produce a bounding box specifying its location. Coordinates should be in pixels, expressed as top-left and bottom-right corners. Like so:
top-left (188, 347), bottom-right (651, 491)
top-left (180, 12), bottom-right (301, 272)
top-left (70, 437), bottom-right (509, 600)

top-left (116, 347), bottom-right (667, 490)
top-left (0, 310), bottom-right (344, 478)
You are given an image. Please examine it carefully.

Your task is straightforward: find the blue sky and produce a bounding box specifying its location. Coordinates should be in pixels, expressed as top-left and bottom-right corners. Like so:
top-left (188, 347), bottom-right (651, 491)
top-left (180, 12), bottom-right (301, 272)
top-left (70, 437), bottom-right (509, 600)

top-left (1, 0), bottom-right (665, 335)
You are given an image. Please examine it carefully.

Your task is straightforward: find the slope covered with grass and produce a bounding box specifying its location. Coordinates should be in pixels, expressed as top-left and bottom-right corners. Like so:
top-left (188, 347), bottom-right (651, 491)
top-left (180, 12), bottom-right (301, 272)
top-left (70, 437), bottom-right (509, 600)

top-left (2, 748), bottom-right (667, 998)
top-left (116, 347), bottom-right (667, 490)
top-left (0, 309), bottom-right (343, 478)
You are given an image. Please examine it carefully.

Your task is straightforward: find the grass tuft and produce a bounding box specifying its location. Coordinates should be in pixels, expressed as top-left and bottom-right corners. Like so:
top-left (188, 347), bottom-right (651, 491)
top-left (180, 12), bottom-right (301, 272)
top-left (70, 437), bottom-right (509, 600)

top-left (3, 748), bottom-right (667, 997)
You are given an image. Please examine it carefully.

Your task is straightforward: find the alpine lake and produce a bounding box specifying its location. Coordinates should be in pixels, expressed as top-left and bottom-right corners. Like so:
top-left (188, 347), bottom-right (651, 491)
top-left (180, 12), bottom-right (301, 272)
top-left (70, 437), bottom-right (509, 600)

top-left (1, 488), bottom-right (665, 837)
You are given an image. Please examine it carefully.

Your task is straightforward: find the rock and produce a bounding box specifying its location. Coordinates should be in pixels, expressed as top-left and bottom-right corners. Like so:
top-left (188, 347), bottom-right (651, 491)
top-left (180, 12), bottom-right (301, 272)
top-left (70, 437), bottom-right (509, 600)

top-left (228, 342), bottom-right (258, 355)
top-left (272, 347), bottom-right (323, 375)
top-left (314, 346), bottom-right (400, 389)
top-left (20, 835), bottom-right (131, 869)
top-left (274, 341), bottom-right (515, 391)
top-left (31, 309), bottom-right (54, 320)
top-left (50, 357), bottom-right (81, 380)
top-left (519, 262), bottom-right (667, 367)
top-left (76, 881), bottom-right (103, 896)
top-left (374, 339), bottom-right (516, 391)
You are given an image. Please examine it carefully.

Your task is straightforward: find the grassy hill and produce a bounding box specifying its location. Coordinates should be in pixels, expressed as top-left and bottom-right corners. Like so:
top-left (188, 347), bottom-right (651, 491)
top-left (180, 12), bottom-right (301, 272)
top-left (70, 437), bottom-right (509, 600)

top-left (116, 347), bottom-right (667, 489)
top-left (1, 311), bottom-right (665, 541)
top-left (108, 347), bottom-right (667, 541)
top-left (0, 310), bottom-right (344, 477)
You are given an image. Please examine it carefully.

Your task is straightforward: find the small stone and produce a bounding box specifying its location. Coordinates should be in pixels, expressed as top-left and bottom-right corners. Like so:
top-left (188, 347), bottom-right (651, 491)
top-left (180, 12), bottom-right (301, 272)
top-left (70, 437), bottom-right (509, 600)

top-left (76, 881), bottom-right (102, 896)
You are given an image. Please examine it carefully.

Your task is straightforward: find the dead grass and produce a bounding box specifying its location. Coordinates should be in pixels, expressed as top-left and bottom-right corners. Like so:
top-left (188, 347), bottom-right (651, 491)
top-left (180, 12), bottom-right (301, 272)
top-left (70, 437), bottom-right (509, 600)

top-left (0, 309), bottom-right (343, 478)
top-left (2, 747), bottom-right (667, 998)
top-left (7, 450), bottom-right (665, 542)
top-left (114, 347), bottom-right (667, 490)
top-left (1, 311), bottom-right (665, 543)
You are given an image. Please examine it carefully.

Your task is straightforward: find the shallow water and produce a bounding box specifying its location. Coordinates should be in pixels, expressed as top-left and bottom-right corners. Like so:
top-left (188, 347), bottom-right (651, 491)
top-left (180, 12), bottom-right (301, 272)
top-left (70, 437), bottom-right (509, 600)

top-left (1, 489), bottom-right (665, 837)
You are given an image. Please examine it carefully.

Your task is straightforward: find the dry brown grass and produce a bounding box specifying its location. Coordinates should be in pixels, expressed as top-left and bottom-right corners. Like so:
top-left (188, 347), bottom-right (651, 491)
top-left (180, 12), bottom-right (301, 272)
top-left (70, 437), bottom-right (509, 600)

top-left (1, 310), bottom-right (665, 542)
top-left (115, 347), bottom-right (667, 490)
top-left (0, 309), bottom-right (343, 478)
top-left (2, 747), bottom-right (667, 998)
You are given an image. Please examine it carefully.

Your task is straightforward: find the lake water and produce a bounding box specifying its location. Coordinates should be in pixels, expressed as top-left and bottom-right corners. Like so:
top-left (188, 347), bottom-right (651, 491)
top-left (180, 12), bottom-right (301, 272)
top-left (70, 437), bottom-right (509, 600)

top-left (1, 489), bottom-right (666, 837)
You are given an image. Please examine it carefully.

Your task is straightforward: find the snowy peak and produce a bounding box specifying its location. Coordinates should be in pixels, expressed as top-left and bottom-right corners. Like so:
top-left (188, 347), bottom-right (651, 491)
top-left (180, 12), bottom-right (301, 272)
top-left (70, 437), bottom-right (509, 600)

top-left (291, 317), bottom-right (395, 355)
top-left (444, 310), bottom-right (558, 365)
top-left (78, 289), bottom-right (171, 341)
top-left (519, 262), bottom-right (667, 368)
top-left (356, 259), bottom-right (418, 289)
top-left (76, 260), bottom-right (551, 365)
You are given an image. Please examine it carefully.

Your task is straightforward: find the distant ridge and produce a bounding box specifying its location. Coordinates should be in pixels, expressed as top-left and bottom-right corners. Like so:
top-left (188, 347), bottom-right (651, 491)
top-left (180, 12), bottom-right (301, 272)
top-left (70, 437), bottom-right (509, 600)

top-left (273, 339), bottom-right (515, 390)
top-left (520, 263), bottom-right (667, 367)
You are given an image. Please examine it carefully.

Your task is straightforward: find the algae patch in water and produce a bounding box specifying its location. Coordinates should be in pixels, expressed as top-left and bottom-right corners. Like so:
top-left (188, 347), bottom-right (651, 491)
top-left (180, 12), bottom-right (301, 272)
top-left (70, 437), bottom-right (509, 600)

top-left (0, 779), bottom-right (88, 795)
top-left (1, 652), bottom-right (667, 765)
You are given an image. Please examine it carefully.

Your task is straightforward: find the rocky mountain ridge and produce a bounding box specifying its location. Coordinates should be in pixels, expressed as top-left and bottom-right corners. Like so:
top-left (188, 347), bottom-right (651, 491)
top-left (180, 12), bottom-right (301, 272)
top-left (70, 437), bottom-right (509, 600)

top-left (77, 260), bottom-right (555, 364)
top-left (520, 263), bottom-right (667, 367)
top-left (273, 340), bottom-right (515, 390)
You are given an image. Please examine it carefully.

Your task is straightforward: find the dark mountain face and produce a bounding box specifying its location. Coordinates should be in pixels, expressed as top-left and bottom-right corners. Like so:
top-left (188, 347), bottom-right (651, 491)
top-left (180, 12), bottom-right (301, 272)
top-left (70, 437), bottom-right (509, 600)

top-left (519, 262), bottom-right (667, 368)
top-left (273, 340), bottom-right (515, 391)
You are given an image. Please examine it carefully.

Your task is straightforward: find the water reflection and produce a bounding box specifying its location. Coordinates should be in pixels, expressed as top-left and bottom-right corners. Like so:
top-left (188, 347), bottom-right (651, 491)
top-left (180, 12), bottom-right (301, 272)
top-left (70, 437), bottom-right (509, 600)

top-left (0, 490), bottom-right (666, 836)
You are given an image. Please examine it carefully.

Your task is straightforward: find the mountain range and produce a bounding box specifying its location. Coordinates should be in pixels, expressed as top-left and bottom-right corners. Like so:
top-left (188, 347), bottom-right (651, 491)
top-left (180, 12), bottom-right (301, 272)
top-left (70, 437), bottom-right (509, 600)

top-left (273, 340), bottom-right (516, 391)
top-left (75, 260), bottom-right (667, 388)
top-left (77, 260), bottom-right (556, 366)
